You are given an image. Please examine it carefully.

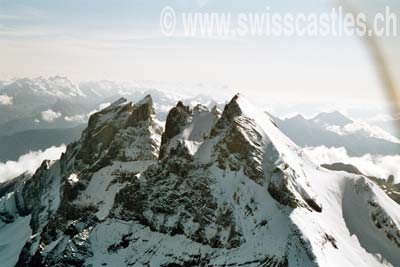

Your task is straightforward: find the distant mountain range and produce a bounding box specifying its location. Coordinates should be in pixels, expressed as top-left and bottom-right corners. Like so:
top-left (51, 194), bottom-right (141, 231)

top-left (0, 77), bottom-right (223, 161)
top-left (0, 77), bottom-right (99, 135)
top-left (0, 77), bottom-right (222, 132)
top-left (1, 76), bottom-right (399, 162)
top-left (276, 111), bottom-right (400, 156)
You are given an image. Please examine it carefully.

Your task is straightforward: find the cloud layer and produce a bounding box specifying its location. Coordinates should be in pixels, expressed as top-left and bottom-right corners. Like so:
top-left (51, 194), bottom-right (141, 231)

top-left (304, 146), bottom-right (400, 183)
top-left (41, 109), bottom-right (62, 122)
top-left (0, 145), bottom-right (66, 182)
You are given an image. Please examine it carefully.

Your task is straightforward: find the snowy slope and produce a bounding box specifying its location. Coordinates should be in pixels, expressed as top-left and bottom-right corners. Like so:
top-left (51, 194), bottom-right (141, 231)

top-left (0, 94), bottom-right (399, 267)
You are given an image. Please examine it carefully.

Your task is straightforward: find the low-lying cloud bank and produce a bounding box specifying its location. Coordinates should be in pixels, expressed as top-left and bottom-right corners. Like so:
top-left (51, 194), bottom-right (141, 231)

top-left (0, 145), bottom-right (66, 183)
top-left (41, 109), bottom-right (62, 122)
top-left (63, 102), bottom-right (110, 123)
top-left (304, 146), bottom-right (400, 183)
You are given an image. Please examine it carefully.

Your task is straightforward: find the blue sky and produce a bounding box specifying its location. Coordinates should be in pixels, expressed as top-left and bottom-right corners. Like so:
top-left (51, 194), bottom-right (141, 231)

top-left (0, 0), bottom-right (398, 108)
top-left (0, 0), bottom-right (326, 37)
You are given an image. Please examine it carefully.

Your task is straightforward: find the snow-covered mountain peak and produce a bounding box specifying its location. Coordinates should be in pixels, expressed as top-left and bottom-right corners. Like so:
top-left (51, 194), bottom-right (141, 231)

top-left (220, 93), bottom-right (243, 118)
top-left (159, 100), bottom-right (220, 159)
top-left (312, 111), bottom-right (353, 126)
top-left (206, 95), bottom-right (321, 211)
top-left (135, 94), bottom-right (152, 106)
top-left (77, 95), bottom-right (162, 165)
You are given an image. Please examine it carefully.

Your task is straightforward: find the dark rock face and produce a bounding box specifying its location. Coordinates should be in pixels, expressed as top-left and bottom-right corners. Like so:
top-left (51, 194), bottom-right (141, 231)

top-left (160, 101), bottom-right (192, 159)
top-left (111, 97), bottom-right (269, 250)
top-left (268, 166), bottom-right (299, 209)
top-left (77, 98), bottom-right (133, 164)
top-left (77, 96), bottom-right (162, 165)
top-left (267, 164), bottom-right (322, 212)
top-left (0, 173), bottom-right (30, 224)
top-left (210, 95), bottom-right (265, 183)
top-left (126, 95), bottom-right (155, 126)
top-left (215, 116), bottom-right (265, 183)
top-left (113, 149), bottom-right (243, 249)
top-left (13, 160), bottom-right (64, 266)
top-left (217, 94), bottom-right (242, 121)
top-left (113, 114), bottom-right (244, 249)
top-left (10, 96), bottom-right (163, 267)
top-left (322, 163), bottom-right (363, 175)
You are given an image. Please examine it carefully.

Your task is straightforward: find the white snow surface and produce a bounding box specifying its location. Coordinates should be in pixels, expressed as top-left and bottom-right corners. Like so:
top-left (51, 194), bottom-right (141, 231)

top-left (165, 104), bottom-right (220, 156)
top-left (0, 214), bottom-right (32, 267)
top-left (77, 161), bottom-right (156, 220)
top-left (232, 95), bottom-right (400, 266)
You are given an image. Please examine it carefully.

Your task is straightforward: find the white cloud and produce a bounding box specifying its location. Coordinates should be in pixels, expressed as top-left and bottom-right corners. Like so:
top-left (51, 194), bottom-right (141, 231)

top-left (64, 114), bottom-right (86, 122)
top-left (304, 146), bottom-right (400, 183)
top-left (0, 145), bottom-right (66, 182)
top-left (325, 121), bottom-right (400, 143)
top-left (41, 109), bottom-right (62, 122)
top-left (63, 102), bottom-right (111, 123)
top-left (367, 114), bottom-right (394, 123)
top-left (0, 94), bottom-right (13, 105)
top-left (98, 102), bottom-right (110, 110)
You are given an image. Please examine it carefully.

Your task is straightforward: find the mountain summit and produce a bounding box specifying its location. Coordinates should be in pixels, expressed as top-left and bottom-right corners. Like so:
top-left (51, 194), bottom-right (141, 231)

top-left (0, 95), bottom-right (399, 267)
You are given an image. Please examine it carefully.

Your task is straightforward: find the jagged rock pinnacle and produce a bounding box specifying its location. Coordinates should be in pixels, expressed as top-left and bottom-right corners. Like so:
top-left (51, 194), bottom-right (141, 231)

top-left (159, 101), bottom-right (191, 159)
top-left (220, 94), bottom-right (243, 121)
top-left (127, 95), bottom-right (155, 126)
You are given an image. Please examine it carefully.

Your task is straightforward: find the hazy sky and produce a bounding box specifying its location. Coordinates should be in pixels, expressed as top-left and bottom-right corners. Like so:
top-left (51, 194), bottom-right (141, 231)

top-left (0, 0), bottom-right (398, 108)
